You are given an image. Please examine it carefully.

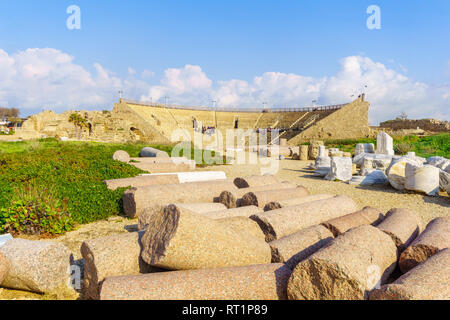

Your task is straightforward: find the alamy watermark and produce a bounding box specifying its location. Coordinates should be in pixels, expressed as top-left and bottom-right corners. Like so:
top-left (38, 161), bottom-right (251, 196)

top-left (66, 5), bottom-right (81, 30)
top-left (367, 5), bottom-right (381, 30)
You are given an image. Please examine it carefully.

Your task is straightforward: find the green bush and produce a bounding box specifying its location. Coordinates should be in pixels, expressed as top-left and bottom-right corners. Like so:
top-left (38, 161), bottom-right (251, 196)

top-left (394, 143), bottom-right (412, 155)
top-left (0, 185), bottom-right (73, 235)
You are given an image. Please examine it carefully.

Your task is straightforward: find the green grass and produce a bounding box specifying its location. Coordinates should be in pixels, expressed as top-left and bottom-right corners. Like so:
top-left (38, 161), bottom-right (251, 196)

top-left (322, 133), bottom-right (450, 158)
top-left (0, 138), bottom-right (224, 232)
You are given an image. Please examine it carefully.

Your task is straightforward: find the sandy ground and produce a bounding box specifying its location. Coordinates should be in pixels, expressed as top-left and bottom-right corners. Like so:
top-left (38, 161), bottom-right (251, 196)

top-left (1, 158), bottom-right (448, 300)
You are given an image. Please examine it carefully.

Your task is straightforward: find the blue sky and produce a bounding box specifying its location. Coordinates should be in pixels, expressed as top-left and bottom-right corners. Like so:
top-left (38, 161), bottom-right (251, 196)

top-left (0, 0), bottom-right (449, 123)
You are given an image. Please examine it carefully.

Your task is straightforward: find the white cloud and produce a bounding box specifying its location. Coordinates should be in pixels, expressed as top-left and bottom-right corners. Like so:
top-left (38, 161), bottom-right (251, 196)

top-left (0, 48), bottom-right (448, 124)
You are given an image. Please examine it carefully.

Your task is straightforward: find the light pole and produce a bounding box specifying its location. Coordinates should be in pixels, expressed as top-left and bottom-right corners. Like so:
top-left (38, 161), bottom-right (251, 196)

top-left (164, 96), bottom-right (169, 108)
top-left (118, 90), bottom-right (123, 102)
top-left (212, 100), bottom-right (217, 128)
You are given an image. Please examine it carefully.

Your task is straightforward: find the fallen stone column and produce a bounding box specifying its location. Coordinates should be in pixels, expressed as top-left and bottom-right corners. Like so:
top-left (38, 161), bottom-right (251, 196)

top-left (81, 232), bottom-right (162, 300)
top-left (203, 206), bottom-right (262, 220)
top-left (138, 202), bottom-right (227, 230)
top-left (321, 206), bottom-right (384, 237)
top-left (233, 175), bottom-right (280, 188)
top-left (287, 225), bottom-right (398, 300)
top-left (241, 187), bottom-right (310, 209)
top-left (218, 182), bottom-right (298, 208)
top-left (218, 217), bottom-right (266, 240)
top-left (130, 157), bottom-right (189, 164)
top-left (270, 225), bottom-right (334, 270)
top-left (131, 162), bottom-right (194, 173)
top-left (264, 194), bottom-right (334, 211)
top-left (141, 171), bottom-right (227, 183)
top-left (0, 239), bottom-right (71, 293)
top-left (370, 248), bottom-right (450, 300)
top-left (399, 217), bottom-right (450, 273)
top-left (104, 175), bottom-right (180, 190)
top-left (140, 205), bottom-right (272, 270)
top-left (100, 263), bottom-right (292, 300)
top-left (139, 147), bottom-right (169, 158)
top-left (376, 208), bottom-right (422, 253)
top-left (123, 179), bottom-right (237, 218)
top-left (0, 252), bottom-right (9, 285)
top-left (250, 195), bottom-right (358, 241)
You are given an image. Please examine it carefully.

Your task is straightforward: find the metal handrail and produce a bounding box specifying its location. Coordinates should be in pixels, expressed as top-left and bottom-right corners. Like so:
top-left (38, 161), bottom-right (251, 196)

top-left (121, 98), bottom-right (348, 113)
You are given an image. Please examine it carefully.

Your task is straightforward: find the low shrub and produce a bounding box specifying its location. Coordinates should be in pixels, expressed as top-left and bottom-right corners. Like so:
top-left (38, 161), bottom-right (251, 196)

top-left (394, 143), bottom-right (412, 155)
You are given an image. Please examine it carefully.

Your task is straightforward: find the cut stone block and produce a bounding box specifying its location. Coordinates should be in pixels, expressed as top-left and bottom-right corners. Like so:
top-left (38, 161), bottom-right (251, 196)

top-left (0, 239), bottom-right (71, 293)
top-left (263, 194), bottom-right (334, 211)
top-left (314, 156), bottom-right (331, 177)
top-left (439, 169), bottom-right (450, 194)
top-left (370, 248), bottom-right (450, 300)
top-left (250, 195), bottom-right (358, 241)
top-left (240, 186), bottom-right (309, 209)
top-left (218, 182), bottom-right (298, 208)
top-left (376, 132), bottom-right (394, 156)
top-left (81, 232), bottom-right (162, 300)
top-left (299, 145), bottom-right (309, 161)
top-left (112, 150), bottom-right (130, 163)
top-left (387, 157), bottom-right (423, 190)
top-left (233, 175), bottom-right (280, 188)
top-left (308, 141), bottom-right (324, 160)
top-left (405, 163), bottom-right (440, 196)
top-left (399, 217), bottom-right (450, 273)
top-left (376, 208), bottom-right (422, 252)
top-left (100, 263), bottom-right (292, 300)
top-left (287, 225), bottom-right (398, 300)
top-left (139, 147), bottom-right (169, 158)
top-left (355, 143), bottom-right (375, 156)
top-left (140, 205), bottom-right (272, 270)
top-left (123, 179), bottom-right (237, 218)
top-left (270, 225), bottom-right (334, 270)
top-left (325, 157), bottom-right (353, 181)
top-left (321, 206), bottom-right (384, 237)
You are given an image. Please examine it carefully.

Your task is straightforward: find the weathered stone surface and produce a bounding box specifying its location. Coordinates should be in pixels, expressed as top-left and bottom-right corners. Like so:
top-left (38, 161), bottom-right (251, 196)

top-left (355, 143), bottom-right (375, 156)
top-left (240, 186), bottom-right (310, 209)
top-left (386, 157), bottom-right (422, 190)
top-left (439, 169), bottom-right (450, 194)
top-left (263, 194), bottom-right (334, 211)
top-left (131, 162), bottom-right (194, 173)
top-left (308, 141), bottom-right (324, 160)
top-left (353, 153), bottom-right (394, 168)
top-left (360, 157), bottom-right (392, 175)
top-left (299, 145), bottom-right (309, 161)
top-left (376, 208), bottom-right (422, 252)
top-left (287, 225), bottom-right (398, 300)
top-left (427, 156), bottom-right (450, 171)
top-left (203, 206), bottom-right (262, 220)
top-left (218, 217), bottom-right (266, 240)
top-left (138, 203), bottom-right (227, 230)
top-left (123, 179), bottom-right (237, 218)
top-left (104, 175), bottom-right (180, 190)
top-left (233, 175), bottom-right (280, 188)
top-left (142, 171), bottom-right (227, 183)
top-left (0, 252), bottom-right (9, 285)
top-left (350, 170), bottom-right (389, 186)
top-left (376, 132), bottom-right (394, 156)
top-left (405, 163), bottom-right (440, 196)
top-left (370, 248), bottom-right (450, 300)
top-left (270, 225), bottom-right (334, 270)
top-left (321, 206), bottom-right (384, 237)
top-left (140, 205), bottom-right (272, 270)
top-left (81, 232), bottom-right (162, 300)
top-left (399, 217), bottom-right (450, 273)
top-left (0, 239), bottom-right (71, 293)
top-left (112, 150), bottom-right (130, 163)
top-left (139, 147), bottom-right (169, 158)
top-left (314, 156), bottom-right (331, 177)
top-left (100, 263), bottom-right (292, 300)
top-left (325, 157), bottom-right (352, 181)
top-left (0, 233), bottom-right (13, 247)
top-left (250, 195), bottom-right (358, 241)
top-left (218, 182), bottom-right (298, 208)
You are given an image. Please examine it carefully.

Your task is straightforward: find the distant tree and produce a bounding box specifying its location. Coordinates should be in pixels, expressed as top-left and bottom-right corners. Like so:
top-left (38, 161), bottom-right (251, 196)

top-left (68, 113), bottom-right (88, 139)
top-left (0, 107), bottom-right (20, 120)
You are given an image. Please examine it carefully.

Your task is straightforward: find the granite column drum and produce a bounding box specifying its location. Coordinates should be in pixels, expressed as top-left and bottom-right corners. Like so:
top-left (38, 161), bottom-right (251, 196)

top-left (240, 187), bottom-right (310, 209)
top-left (140, 205), bottom-right (272, 270)
top-left (287, 225), bottom-right (398, 300)
top-left (233, 175), bottom-right (280, 188)
top-left (264, 194), bottom-right (334, 211)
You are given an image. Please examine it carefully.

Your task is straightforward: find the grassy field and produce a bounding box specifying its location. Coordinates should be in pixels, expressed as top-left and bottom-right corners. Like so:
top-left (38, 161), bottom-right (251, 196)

top-left (323, 133), bottom-right (449, 158)
top-left (0, 138), bottom-right (222, 236)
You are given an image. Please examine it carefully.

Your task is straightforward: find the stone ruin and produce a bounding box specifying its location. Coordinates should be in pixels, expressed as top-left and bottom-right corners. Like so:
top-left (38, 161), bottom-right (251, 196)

top-left (0, 146), bottom-right (448, 300)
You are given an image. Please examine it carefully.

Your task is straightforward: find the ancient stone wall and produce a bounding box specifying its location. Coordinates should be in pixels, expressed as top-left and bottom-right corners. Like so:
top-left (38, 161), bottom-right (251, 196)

top-left (380, 119), bottom-right (450, 133)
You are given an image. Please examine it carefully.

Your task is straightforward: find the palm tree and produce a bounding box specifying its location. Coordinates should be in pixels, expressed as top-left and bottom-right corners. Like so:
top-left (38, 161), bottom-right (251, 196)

top-left (68, 113), bottom-right (87, 139)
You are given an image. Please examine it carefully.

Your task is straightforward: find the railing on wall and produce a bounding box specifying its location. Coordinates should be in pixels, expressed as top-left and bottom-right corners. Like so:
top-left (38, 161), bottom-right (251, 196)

top-left (121, 98), bottom-right (348, 114)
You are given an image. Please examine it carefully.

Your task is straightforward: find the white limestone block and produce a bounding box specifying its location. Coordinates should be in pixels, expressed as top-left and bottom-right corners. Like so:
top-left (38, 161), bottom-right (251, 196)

top-left (325, 157), bottom-right (353, 181)
top-left (376, 132), bottom-right (394, 156)
top-left (405, 164), bottom-right (440, 196)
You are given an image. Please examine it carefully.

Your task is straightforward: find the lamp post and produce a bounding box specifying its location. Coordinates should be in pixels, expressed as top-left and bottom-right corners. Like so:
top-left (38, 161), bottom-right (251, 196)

top-left (118, 90), bottom-right (123, 102)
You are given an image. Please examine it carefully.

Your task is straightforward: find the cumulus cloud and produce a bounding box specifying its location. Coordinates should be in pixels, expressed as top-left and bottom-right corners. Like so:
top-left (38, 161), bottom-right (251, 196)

top-left (0, 48), bottom-right (448, 124)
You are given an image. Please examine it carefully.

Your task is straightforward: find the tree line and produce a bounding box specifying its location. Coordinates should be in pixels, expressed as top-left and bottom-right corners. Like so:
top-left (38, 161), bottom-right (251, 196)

top-left (0, 107), bottom-right (20, 120)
